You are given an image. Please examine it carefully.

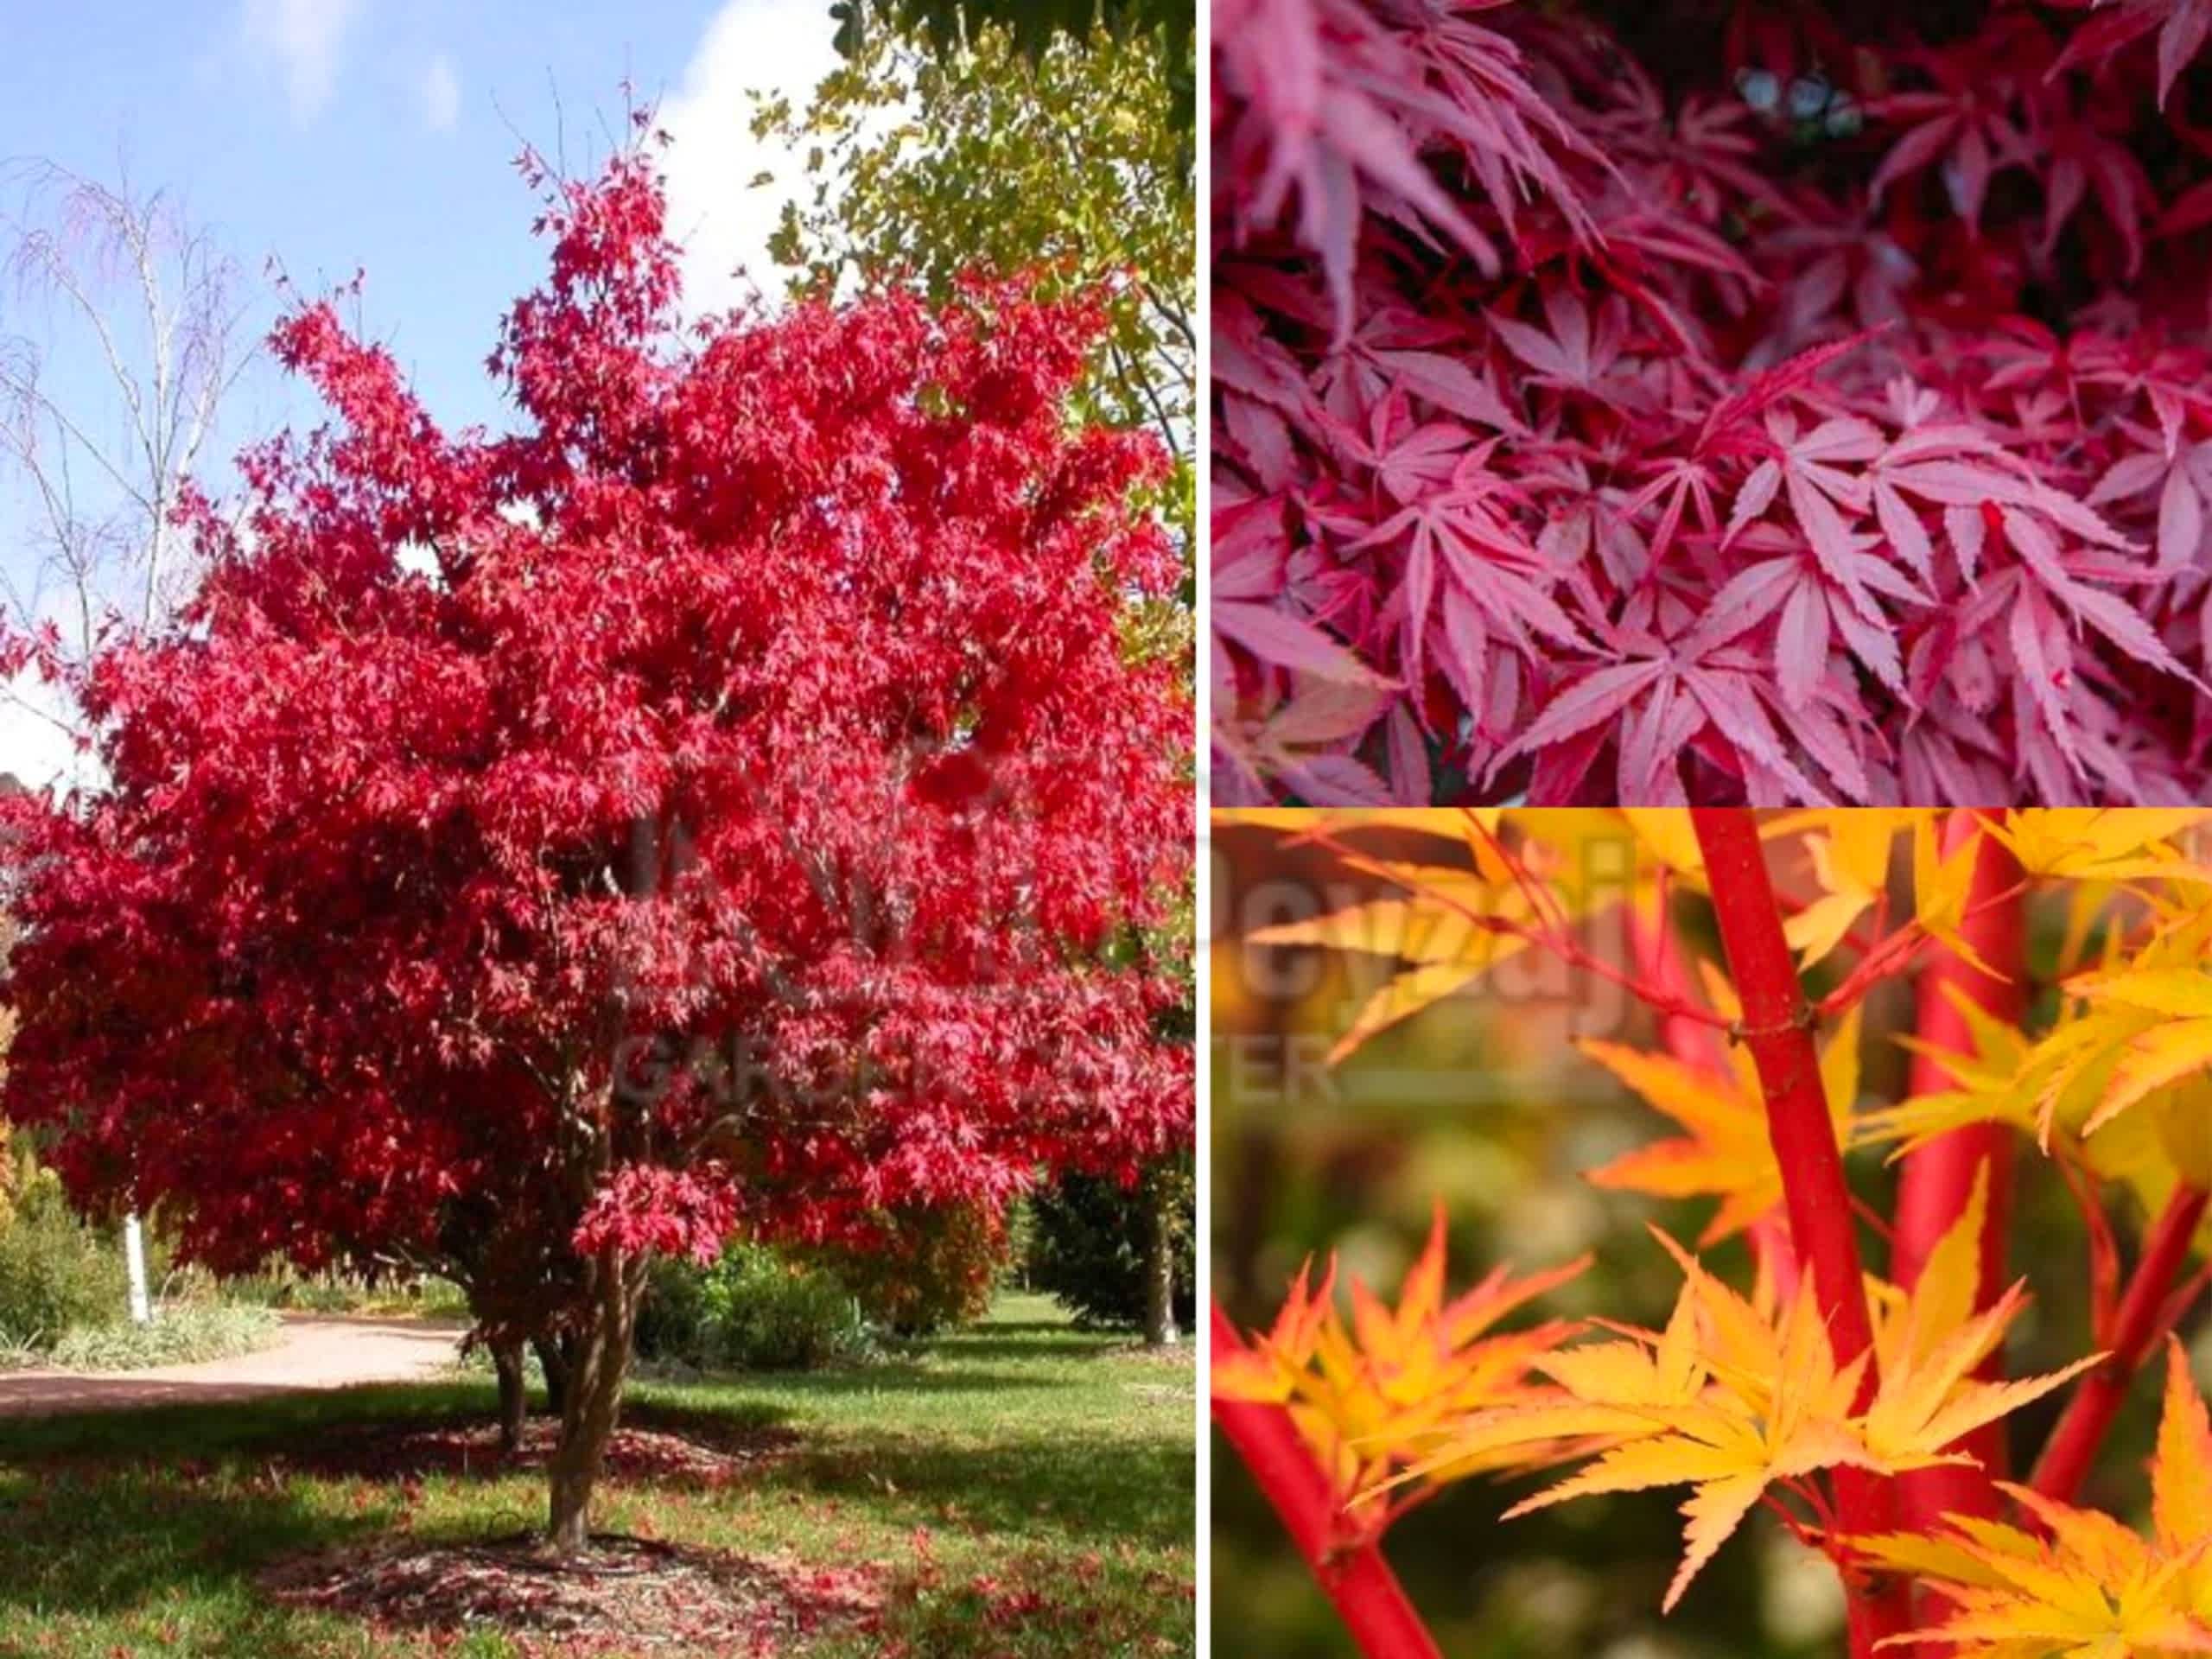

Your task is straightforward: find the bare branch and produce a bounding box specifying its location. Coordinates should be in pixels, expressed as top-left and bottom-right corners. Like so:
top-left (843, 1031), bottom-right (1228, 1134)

top-left (0, 158), bottom-right (264, 698)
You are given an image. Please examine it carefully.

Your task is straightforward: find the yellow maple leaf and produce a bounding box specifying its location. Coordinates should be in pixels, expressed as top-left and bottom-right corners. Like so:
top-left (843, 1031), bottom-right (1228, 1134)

top-left (1243, 813), bottom-right (1701, 1065)
top-left (1985, 809), bottom-right (2212, 886)
top-left (1864, 905), bottom-right (2212, 1215)
top-left (1580, 992), bottom-right (1861, 1247)
top-left (1915, 815), bottom-right (2003, 979)
top-left (1770, 808), bottom-right (2209, 982)
top-left (1212, 1207), bottom-right (1589, 1514)
top-left (1861, 986), bottom-right (2212, 1262)
top-left (1859, 1169), bottom-right (2102, 1471)
top-left (1507, 807), bottom-right (1708, 899)
top-left (1857, 980), bottom-right (2037, 1157)
top-left (2062, 962), bottom-right (2212, 1140)
top-left (1619, 808), bottom-right (1709, 887)
top-left (1931, 908), bottom-right (2212, 1161)
top-left (1864, 1339), bottom-right (2212, 1658)
top-left (1427, 1198), bottom-right (2090, 1616)
top-left (2153, 1338), bottom-right (2212, 1619)
top-left (1213, 1255), bottom-right (1340, 1408)
top-left (1772, 809), bottom-right (1933, 969)
top-left (1491, 1243), bottom-right (1878, 1611)
top-left (1245, 865), bottom-right (1537, 1061)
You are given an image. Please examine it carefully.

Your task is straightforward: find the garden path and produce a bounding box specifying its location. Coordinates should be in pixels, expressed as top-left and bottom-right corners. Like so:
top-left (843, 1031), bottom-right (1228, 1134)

top-left (0, 1313), bottom-right (464, 1417)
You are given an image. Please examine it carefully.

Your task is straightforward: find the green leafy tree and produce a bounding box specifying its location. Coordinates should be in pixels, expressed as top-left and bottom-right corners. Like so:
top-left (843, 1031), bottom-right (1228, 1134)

top-left (1029, 1157), bottom-right (1194, 1334)
top-left (827, 0), bottom-right (1193, 129)
top-left (758, 21), bottom-right (1193, 582)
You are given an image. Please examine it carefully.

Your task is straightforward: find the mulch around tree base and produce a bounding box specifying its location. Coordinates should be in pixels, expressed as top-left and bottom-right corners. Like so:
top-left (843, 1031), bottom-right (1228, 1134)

top-left (281, 1414), bottom-right (800, 1489)
top-left (261, 1533), bottom-right (884, 1654)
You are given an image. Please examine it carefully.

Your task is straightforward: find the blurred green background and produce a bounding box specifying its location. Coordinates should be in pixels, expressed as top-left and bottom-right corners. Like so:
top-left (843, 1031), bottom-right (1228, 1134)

top-left (1206, 817), bottom-right (2210, 1659)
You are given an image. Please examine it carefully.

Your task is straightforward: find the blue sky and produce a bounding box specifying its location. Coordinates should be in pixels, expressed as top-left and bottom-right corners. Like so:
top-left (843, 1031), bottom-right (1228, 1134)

top-left (0, 0), bottom-right (839, 783)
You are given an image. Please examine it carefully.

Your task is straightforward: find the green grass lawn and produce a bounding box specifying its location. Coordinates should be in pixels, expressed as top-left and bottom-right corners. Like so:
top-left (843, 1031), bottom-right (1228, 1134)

top-left (0, 1294), bottom-right (1194, 1658)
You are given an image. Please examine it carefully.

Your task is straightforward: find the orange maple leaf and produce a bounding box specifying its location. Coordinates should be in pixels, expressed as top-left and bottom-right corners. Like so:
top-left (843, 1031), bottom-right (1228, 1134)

top-left (1862, 1338), bottom-right (2212, 1657)
top-left (1580, 982), bottom-right (1861, 1247)
top-left (1213, 1205), bottom-right (1589, 1520)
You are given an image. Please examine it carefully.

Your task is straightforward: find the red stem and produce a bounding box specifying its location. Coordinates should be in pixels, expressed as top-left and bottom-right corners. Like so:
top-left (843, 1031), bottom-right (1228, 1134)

top-left (1892, 811), bottom-right (2023, 1529)
top-left (2030, 1183), bottom-right (2212, 1504)
top-left (1318, 823), bottom-right (1736, 1035)
top-left (1688, 809), bottom-right (1910, 1659)
top-left (1630, 893), bottom-right (1802, 1294)
top-left (1210, 1305), bottom-right (1445, 1659)
top-left (1629, 892), bottom-right (1725, 1071)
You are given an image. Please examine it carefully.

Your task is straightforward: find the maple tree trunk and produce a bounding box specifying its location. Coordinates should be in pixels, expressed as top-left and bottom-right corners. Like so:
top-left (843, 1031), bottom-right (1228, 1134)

top-left (1688, 809), bottom-right (1911, 1657)
top-left (1143, 1175), bottom-right (1181, 1348)
top-left (492, 1338), bottom-right (528, 1454)
top-left (2031, 1181), bottom-right (2211, 1504)
top-left (547, 1255), bottom-right (643, 1556)
top-left (1211, 1305), bottom-right (1443, 1659)
top-left (1893, 812), bottom-right (2023, 1531)
top-left (534, 1332), bottom-right (571, 1418)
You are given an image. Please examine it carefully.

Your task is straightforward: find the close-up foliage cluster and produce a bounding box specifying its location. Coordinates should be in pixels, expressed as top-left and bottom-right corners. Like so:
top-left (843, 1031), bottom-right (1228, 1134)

top-left (1211, 0), bottom-right (2212, 804)
top-left (1211, 808), bottom-right (2212, 1656)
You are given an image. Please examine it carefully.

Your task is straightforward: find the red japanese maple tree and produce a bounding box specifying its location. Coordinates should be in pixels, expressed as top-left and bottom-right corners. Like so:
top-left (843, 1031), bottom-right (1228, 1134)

top-left (0, 134), bottom-right (1191, 1550)
top-left (1212, 0), bottom-right (2212, 804)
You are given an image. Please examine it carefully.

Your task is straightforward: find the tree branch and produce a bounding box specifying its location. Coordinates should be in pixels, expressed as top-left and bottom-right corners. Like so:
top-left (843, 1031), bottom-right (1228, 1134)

top-left (2031, 1181), bottom-right (2211, 1504)
top-left (1211, 1305), bottom-right (1443, 1659)
top-left (1687, 808), bottom-right (1910, 1659)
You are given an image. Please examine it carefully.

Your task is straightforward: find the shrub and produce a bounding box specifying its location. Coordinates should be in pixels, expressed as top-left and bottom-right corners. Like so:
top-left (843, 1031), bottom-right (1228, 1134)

top-left (633, 1254), bottom-right (712, 1363)
top-left (0, 1129), bottom-right (29, 1232)
top-left (219, 1264), bottom-right (403, 1313)
top-left (636, 1244), bottom-right (874, 1371)
top-left (815, 1205), bottom-right (1004, 1336)
top-left (1028, 1164), bottom-right (1194, 1332)
top-left (39, 1304), bottom-right (281, 1370)
top-left (0, 1176), bottom-right (124, 1344)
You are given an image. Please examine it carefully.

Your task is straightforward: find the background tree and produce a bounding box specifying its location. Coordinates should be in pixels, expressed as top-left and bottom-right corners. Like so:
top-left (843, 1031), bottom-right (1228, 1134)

top-left (827, 0), bottom-right (1194, 130)
top-left (1028, 1154), bottom-right (1194, 1335)
top-left (760, 20), bottom-right (1192, 558)
top-left (0, 138), bottom-right (1192, 1554)
top-left (0, 162), bottom-right (258, 687)
top-left (0, 164), bottom-right (262, 1323)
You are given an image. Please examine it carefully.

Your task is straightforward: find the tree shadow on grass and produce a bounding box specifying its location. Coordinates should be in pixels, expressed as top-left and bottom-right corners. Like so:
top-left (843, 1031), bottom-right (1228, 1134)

top-left (0, 1380), bottom-right (823, 1650)
top-left (0, 1456), bottom-right (395, 1654)
top-left (776, 1424), bottom-right (1195, 1547)
top-left (278, 1398), bottom-right (800, 1490)
top-left (0, 1379), bottom-right (499, 1464)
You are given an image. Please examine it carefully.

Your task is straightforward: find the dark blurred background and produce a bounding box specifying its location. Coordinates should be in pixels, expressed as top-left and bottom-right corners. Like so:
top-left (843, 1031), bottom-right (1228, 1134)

top-left (1207, 816), bottom-right (2198, 1659)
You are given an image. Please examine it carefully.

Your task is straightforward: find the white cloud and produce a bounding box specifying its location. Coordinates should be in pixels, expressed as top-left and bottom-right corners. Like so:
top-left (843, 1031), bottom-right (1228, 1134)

top-left (658, 0), bottom-right (842, 317)
top-left (0, 672), bottom-right (89, 794)
top-left (240, 0), bottom-right (365, 125)
top-left (419, 51), bottom-right (461, 132)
